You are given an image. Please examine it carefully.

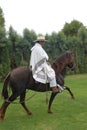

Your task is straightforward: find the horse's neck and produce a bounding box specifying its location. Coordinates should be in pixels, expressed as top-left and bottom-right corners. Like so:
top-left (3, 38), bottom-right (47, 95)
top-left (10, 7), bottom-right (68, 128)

top-left (61, 67), bottom-right (66, 77)
top-left (52, 61), bottom-right (67, 77)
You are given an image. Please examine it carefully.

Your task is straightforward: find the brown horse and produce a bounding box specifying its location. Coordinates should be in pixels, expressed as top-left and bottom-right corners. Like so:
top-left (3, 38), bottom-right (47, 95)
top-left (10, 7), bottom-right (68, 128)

top-left (0, 50), bottom-right (75, 121)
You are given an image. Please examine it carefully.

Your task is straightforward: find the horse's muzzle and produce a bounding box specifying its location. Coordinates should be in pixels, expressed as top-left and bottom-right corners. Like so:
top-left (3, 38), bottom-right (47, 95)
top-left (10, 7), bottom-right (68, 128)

top-left (68, 63), bottom-right (76, 71)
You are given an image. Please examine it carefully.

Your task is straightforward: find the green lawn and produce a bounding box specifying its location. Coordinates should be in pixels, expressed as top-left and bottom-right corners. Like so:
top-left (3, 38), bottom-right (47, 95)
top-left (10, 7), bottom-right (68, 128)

top-left (0, 74), bottom-right (87, 130)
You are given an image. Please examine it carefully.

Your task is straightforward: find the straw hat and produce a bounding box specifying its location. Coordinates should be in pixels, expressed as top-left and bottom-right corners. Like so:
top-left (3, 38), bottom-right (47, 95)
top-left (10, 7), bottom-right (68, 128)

top-left (34, 35), bottom-right (47, 42)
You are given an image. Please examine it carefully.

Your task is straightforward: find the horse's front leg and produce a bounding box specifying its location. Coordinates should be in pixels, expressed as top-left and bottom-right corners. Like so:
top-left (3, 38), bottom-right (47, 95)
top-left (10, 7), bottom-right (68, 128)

top-left (64, 86), bottom-right (75, 99)
top-left (20, 91), bottom-right (32, 115)
top-left (48, 92), bottom-right (59, 113)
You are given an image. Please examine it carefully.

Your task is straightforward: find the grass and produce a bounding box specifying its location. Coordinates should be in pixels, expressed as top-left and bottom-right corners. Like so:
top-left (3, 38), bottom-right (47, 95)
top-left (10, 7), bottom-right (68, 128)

top-left (0, 74), bottom-right (87, 130)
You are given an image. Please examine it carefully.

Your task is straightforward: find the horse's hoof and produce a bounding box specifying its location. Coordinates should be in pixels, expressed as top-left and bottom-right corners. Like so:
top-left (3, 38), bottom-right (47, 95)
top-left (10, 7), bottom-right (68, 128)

top-left (47, 109), bottom-right (53, 114)
top-left (0, 118), bottom-right (4, 122)
top-left (28, 112), bottom-right (33, 115)
top-left (0, 115), bottom-right (4, 122)
top-left (72, 96), bottom-right (75, 100)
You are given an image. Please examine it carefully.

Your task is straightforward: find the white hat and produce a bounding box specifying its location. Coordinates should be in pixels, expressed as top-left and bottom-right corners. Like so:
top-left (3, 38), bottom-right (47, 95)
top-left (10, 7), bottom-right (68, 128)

top-left (34, 35), bottom-right (47, 42)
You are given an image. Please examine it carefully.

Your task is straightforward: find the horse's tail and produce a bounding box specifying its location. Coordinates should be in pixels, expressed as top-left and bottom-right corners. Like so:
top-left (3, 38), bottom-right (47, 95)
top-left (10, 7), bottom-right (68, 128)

top-left (2, 72), bottom-right (11, 99)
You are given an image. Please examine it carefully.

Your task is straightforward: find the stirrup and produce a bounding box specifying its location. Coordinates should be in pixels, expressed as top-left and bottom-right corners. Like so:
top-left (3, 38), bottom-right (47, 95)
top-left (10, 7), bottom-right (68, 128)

top-left (57, 84), bottom-right (64, 92)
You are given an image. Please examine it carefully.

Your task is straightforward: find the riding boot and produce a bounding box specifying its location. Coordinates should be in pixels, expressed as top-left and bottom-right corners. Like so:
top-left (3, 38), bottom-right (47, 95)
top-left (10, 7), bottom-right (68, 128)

top-left (57, 84), bottom-right (65, 92)
top-left (52, 86), bottom-right (59, 93)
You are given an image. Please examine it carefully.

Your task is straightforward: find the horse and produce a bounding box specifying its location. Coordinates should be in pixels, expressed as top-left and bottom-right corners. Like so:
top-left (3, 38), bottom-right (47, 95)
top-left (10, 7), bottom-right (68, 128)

top-left (0, 50), bottom-right (75, 121)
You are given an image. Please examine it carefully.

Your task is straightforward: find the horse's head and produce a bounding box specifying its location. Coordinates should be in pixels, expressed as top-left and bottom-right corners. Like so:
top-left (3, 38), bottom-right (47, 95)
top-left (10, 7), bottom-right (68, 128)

top-left (65, 50), bottom-right (75, 71)
top-left (52, 50), bottom-right (75, 75)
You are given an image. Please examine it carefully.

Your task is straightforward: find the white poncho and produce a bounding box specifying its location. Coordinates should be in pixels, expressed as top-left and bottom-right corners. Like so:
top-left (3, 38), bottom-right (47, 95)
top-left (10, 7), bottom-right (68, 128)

top-left (30, 43), bottom-right (55, 84)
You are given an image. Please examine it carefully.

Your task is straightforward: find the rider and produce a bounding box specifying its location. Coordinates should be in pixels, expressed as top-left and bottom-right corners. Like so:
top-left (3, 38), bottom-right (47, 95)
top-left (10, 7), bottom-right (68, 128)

top-left (30, 35), bottom-right (63, 93)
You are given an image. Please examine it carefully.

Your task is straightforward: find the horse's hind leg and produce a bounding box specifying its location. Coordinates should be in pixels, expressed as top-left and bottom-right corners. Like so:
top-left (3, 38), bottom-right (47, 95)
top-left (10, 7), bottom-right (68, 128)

top-left (20, 91), bottom-right (32, 115)
top-left (0, 92), bottom-right (19, 121)
top-left (65, 86), bottom-right (75, 99)
top-left (0, 101), bottom-right (10, 121)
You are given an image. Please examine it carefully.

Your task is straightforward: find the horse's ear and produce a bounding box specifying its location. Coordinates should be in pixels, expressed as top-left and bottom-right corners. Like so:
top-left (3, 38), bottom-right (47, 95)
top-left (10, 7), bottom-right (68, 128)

top-left (66, 51), bottom-right (71, 58)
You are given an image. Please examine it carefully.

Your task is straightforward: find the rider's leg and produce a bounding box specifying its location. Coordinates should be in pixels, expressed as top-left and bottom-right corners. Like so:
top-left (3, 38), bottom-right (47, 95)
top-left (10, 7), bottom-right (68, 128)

top-left (50, 77), bottom-right (64, 93)
top-left (50, 77), bottom-right (59, 92)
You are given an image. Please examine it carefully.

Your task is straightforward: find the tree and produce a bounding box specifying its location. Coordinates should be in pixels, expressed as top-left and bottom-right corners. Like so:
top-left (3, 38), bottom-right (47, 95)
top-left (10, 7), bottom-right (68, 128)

top-left (77, 26), bottom-right (87, 72)
top-left (62, 20), bottom-right (83, 37)
top-left (0, 7), bottom-right (5, 27)
top-left (21, 28), bottom-right (37, 65)
top-left (0, 7), bottom-right (6, 56)
top-left (8, 26), bottom-right (21, 69)
top-left (45, 32), bottom-right (58, 62)
top-left (0, 7), bottom-right (10, 79)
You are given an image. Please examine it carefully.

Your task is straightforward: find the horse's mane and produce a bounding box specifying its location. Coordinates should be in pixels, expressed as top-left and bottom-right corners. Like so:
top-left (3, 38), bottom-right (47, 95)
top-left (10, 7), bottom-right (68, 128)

top-left (53, 50), bottom-right (72, 64)
top-left (51, 50), bottom-right (72, 77)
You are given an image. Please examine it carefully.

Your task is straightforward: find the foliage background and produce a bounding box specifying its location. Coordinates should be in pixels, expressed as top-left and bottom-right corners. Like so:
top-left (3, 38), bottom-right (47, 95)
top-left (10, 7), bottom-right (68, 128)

top-left (0, 6), bottom-right (87, 130)
top-left (0, 7), bottom-right (87, 80)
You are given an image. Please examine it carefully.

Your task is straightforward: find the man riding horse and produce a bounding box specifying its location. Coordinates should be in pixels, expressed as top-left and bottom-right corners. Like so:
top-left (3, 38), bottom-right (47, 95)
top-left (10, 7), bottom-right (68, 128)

top-left (0, 35), bottom-right (75, 121)
top-left (30, 35), bottom-right (64, 94)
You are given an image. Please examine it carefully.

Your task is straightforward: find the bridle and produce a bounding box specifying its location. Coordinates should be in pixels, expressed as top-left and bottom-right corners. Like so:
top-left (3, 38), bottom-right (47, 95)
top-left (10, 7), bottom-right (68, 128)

top-left (67, 52), bottom-right (75, 71)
